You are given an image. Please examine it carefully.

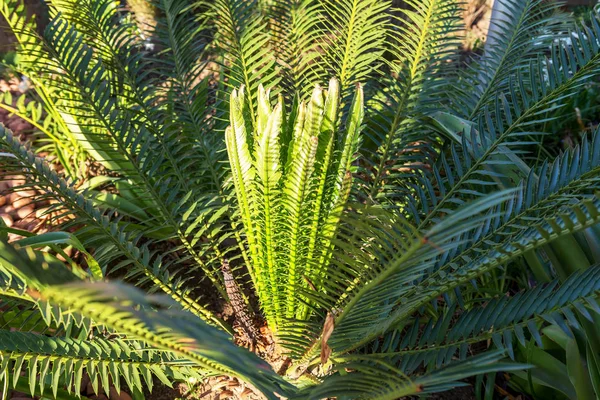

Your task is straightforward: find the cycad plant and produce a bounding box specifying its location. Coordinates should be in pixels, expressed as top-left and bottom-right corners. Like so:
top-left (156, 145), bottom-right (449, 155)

top-left (2, 0), bottom-right (600, 398)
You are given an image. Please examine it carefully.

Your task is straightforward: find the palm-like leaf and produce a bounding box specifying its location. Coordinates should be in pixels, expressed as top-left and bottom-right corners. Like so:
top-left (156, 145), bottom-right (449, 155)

top-left (264, 0), bottom-right (324, 98)
top-left (0, 126), bottom-right (227, 328)
top-left (0, 240), bottom-right (293, 399)
top-left (226, 78), bottom-right (363, 329)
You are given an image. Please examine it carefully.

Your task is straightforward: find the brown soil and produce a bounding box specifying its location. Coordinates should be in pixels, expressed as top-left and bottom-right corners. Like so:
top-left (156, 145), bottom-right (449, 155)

top-left (0, 77), bottom-right (53, 239)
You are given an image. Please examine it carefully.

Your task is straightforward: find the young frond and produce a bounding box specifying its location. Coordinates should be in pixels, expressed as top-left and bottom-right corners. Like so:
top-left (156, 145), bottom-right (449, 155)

top-left (226, 78), bottom-right (363, 331)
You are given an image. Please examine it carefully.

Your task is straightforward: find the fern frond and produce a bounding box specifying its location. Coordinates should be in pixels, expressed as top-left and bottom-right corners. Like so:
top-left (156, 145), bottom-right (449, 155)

top-left (264, 0), bottom-right (324, 98)
top-left (153, 0), bottom-right (228, 194)
top-left (352, 266), bottom-right (600, 375)
top-left (0, 0), bottom-right (87, 175)
top-left (41, 14), bottom-right (232, 297)
top-left (418, 9), bottom-right (600, 229)
top-left (455, 0), bottom-right (565, 118)
top-left (283, 190), bottom-right (515, 360)
top-left (211, 0), bottom-right (279, 124)
top-left (296, 350), bottom-right (526, 400)
top-left (46, 0), bottom-right (215, 209)
top-left (366, 196), bottom-right (600, 355)
top-left (0, 268), bottom-right (52, 334)
top-left (289, 176), bottom-right (600, 363)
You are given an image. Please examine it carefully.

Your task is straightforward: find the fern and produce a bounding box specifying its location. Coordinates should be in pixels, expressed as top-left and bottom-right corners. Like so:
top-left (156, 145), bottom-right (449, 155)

top-left (0, 331), bottom-right (204, 398)
top-left (417, 12), bottom-right (600, 229)
top-left (0, 128), bottom-right (227, 329)
top-left (0, 0), bottom-right (87, 176)
top-left (320, 0), bottom-right (390, 96)
top-left (352, 266), bottom-right (600, 371)
top-left (211, 0), bottom-right (280, 124)
top-left (457, 0), bottom-right (565, 118)
top-left (361, 0), bottom-right (462, 204)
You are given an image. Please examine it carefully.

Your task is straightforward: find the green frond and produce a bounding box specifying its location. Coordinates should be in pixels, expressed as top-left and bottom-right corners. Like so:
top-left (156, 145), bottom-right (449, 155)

top-left (211, 0), bottom-right (280, 123)
top-left (360, 0), bottom-right (462, 204)
top-left (0, 239), bottom-right (294, 399)
top-left (264, 0), bottom-right (324, 97)
top-left (352, 266), bottom-right (600, 376)
top-left (52, 0), bottom-right (200, 194)
top-left (4, 9), bottom-right (233, 300)
top-left (0, 268), bottom-right (52, 334)
top-left (282, 190), bottom-right (515, 361)
top-left (296, 350), bottom-right (527, 400)
top-left (0, 0), bottom-right (87, 176)
top-left (0, 331), bottom-right (203, 399)
top-left (379, 196), bottom-right (600, 351)
top-left (152, 0), bottom-right (227, 194)
top-left (330, 191), bottom-right (517, 346)
top-left (0, 253), bottom-right (91, 338)
top-left (226, 85), bottom-right (262, 287)
top-left (0, 300), bottom-right (51, 334)
top-left (320, 0), bottom-right (390, 95)
top-left (417, 8), bottom-right (600, 229)
top-left (288, 175), bottom-right (600, 362)
top-left (455, 0), bottom-right (566, 118)
top-left (51, 0), bottom-right (238, 299)
top-left (0, 126), bottom-right (227, 330)
top-left (46, 0), bottom-right (134, 74)
top-left (282, 86), bottom-right (323, 321)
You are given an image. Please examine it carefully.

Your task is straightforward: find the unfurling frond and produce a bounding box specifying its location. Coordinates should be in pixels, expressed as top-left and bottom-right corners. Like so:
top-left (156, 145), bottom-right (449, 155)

top-left (226, 78), bottom-right (363, 330)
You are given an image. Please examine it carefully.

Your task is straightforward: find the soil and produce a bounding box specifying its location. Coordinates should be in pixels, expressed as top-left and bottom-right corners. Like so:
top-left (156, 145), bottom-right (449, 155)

top-left (0, 77), bottom-right (53, 239)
